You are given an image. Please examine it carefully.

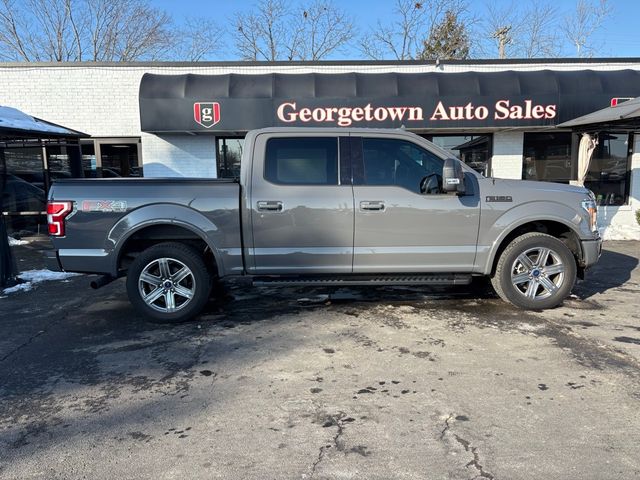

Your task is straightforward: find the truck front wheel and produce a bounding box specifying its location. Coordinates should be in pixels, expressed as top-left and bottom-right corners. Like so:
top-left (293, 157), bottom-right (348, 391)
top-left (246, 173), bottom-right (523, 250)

top-left (491, 232), bottom-right (577, 310)
top-left (126, 242), bottom-right (212, 323)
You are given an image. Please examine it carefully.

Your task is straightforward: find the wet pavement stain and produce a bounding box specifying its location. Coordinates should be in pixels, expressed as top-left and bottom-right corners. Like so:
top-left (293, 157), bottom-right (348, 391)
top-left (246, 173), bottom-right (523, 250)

top-left (128, 431), bottom-right (152, 442)
top-left (614, 336), bottom-right (640, 345)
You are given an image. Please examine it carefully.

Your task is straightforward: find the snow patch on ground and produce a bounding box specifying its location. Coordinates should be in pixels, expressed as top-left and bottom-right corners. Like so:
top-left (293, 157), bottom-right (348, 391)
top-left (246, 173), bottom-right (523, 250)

top-left (18, 270), bottom-right (81, 283)
top-left (8, 236), bottom-right (29, 246)
top-left (599, 224), bottom-right (640, 241)
top-left (2, 282), bottom-right (33, 294)
top-left (2, 269), bottom-right (81, 296)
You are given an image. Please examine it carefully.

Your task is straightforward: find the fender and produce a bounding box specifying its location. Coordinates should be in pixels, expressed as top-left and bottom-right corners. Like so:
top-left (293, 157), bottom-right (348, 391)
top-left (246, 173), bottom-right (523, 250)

top-left (477, 200), bottom-right (588, 275)
top-left (106, 203), bottom-right (225, 276)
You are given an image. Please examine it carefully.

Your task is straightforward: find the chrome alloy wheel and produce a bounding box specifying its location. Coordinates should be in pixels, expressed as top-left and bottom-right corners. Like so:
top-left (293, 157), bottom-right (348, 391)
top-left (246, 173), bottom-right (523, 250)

top-left (510, 247), bottom-right (565, 301)
top-left (138, 257), bottom-right (196, 313)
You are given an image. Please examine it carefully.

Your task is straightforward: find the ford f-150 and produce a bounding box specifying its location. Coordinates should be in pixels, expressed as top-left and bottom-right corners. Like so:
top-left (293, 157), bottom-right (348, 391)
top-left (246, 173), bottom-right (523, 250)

top-left (45, 128), bottom-right (602, 322)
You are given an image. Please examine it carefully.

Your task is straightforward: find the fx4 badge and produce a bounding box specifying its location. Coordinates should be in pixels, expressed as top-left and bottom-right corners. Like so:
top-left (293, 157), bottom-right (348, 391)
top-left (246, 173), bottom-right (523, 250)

top-left (486, 196), bottom-right (513, 203)
top-left (194, 102), bottom-right (220, 128)
top-left (81, 200), bottom-right (128, 212)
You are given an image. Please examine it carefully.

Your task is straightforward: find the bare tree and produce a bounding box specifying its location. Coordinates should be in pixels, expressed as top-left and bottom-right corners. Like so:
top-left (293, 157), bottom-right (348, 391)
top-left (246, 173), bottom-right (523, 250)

top-left (170, 17), bottom-right (225, 62)
top-left (359, 0), bottom-right (471, 60)
top-left (233, 0), bottom-right (354, 61)
top-left (519, 1), bottom-right (559, 58)
top-left (298, 0), bottom-right (355, 60)
top-left (563, 0), bottom-right (612, 57)
top-left (234, 0), bottom-right (293, 60)
top-left (482, 0), bottom-right (560, 59)
top-left (0, 0), bottom-right (192, 61)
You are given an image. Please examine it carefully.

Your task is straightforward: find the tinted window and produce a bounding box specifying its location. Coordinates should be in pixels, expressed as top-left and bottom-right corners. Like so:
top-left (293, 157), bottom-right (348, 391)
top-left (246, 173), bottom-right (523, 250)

top-left (265, 137), bottom-right (338, 185)
top-left (362, 138), bottom-right (443, 193)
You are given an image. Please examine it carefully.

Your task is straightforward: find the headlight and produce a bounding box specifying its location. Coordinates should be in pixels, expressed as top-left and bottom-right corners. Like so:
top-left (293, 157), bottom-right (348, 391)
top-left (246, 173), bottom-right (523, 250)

top-left (581, 198), bottom-right (598, 233)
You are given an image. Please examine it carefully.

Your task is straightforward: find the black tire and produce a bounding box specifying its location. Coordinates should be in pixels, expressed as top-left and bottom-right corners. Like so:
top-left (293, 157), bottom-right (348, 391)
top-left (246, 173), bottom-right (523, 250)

top-left (491, 232), bottom-right (577, 310)
top-left (126, 242), bottom-right (212, 323)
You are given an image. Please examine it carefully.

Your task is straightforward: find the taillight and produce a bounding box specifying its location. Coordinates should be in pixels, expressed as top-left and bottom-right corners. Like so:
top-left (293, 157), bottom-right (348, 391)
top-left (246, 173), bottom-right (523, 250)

top-left (47, 201), bottom-right (73, 236)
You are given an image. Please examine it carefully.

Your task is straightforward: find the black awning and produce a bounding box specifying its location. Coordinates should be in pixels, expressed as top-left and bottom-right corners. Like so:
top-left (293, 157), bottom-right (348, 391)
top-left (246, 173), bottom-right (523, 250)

top-left (139, 69), bottom-right (640, 133)
top-left (557, 96), bottom-right (640, 130)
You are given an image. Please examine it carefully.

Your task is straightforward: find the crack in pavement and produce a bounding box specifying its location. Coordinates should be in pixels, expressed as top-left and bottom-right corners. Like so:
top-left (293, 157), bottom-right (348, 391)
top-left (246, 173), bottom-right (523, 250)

top-left (310, 411), bottom-right (346, 478)
top-left (453, 434), bottom-right (495, 480)
top-left (0, 329), bottom-right (46, 363)
top-left (439, 414), bottom-right (495, 480)
top-left (0, 299), bottom-right (77, 364)
top-left (440, 413), bottom-right (454, 440)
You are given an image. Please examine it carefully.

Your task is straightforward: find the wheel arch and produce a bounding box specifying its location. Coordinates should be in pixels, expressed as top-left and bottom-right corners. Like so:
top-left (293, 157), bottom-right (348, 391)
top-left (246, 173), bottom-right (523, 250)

top-left (485, 218), bottom-right (583, 277)
top-left (107, 204), bottom-right (224, 277)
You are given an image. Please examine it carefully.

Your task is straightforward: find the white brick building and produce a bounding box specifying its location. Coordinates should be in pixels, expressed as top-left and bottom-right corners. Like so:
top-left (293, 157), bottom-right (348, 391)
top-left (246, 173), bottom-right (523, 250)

top-left (0, 59), bottom-right (639, 238)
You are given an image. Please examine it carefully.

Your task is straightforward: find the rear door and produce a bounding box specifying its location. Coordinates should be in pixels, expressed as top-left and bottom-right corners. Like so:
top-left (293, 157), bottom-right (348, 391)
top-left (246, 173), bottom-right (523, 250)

top-left (352, 135), bottom-right (481, 272)
top-left (247, 133), bottom-right (354, 274)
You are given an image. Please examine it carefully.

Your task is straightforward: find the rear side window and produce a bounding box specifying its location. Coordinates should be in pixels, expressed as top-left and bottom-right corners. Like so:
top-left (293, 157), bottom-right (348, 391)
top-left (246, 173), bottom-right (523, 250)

top-left (265, 137), bottom-right (338, 185)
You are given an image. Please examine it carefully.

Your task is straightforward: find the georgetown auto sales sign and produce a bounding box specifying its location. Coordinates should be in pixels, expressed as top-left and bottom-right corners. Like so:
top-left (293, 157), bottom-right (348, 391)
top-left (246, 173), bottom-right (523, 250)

top-left (139, 71), bottom-right (640, 133)
top-left (186, 98), bottom-right (559, 131)
top-left (276, 100), bottom-right (557, 126)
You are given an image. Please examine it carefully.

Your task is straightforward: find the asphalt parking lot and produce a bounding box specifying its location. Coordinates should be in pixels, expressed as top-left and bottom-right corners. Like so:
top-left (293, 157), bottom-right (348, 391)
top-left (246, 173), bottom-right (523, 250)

top-left (0, 239), bottom-right (639, 480)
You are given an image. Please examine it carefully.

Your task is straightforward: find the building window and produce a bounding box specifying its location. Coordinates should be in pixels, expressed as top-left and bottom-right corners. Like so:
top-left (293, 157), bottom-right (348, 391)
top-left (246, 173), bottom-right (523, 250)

top-left (100, 143), bottom-right (140, 177)
top-left (216, 137), bottom-right (244, 178)
top-left (523, 131), bottom-right (632, 205)
top-left (522, 132), bottom-right (573, 183)
top-left (423, 134), bottom-right (492, 176)
top-left (585, 133), bottom-right (632, 206)
top-left (265, 137), bottom-right (338, 185)
top-left (81, 138), bottom-right (142, 178)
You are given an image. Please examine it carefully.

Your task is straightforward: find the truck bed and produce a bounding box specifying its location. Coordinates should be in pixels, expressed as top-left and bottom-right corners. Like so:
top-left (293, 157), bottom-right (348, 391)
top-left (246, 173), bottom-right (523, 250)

top-left (48, 177), bottom-right (242, 276)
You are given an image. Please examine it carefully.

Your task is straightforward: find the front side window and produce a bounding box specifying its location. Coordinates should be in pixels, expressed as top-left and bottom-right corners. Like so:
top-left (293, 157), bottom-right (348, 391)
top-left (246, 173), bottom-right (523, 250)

top-left (265, 137), bottom-right (338, 185)
top-left (361, 138), bottom-right (443, 193)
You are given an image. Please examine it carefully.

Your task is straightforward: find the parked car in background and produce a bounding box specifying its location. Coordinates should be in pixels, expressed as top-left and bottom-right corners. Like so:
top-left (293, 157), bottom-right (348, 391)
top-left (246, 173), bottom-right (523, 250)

top-left (2, 174), bottom-right (45, 232)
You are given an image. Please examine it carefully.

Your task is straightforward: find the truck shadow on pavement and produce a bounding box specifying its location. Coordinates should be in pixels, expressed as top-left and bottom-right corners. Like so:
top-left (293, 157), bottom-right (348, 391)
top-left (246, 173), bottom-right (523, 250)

top-left (573, 248), bottom-right (638, 300)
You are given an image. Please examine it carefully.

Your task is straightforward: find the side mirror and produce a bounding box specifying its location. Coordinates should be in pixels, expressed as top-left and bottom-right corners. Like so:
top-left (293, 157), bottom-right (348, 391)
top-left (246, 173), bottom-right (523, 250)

top-left (442, 158), bottom-right (466, 194)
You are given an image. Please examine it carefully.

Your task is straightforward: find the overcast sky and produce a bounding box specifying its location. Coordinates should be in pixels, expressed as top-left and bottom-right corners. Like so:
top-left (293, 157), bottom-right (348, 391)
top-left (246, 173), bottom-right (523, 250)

top-left (152, 0), bottom-right (639, 60)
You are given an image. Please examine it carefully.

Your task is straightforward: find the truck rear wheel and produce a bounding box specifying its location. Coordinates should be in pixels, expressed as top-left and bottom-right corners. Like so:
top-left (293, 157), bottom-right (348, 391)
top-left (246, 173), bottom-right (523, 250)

top-left (491, 232), bottom-right (576, 310)
top-left (126, 242), bottom-right (212, 323)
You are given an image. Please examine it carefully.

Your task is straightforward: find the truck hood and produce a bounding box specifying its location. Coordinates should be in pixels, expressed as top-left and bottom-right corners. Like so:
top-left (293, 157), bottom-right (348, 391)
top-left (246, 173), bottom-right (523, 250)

top-left (490, 178), bottom-right (590, 196)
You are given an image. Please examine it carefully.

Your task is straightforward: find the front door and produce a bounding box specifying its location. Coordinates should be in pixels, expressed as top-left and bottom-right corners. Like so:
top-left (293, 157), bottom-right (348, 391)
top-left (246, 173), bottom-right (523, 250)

top-left (248, 134), bottom-right (354, 274)
top-left (352, 135), bottom-right (480, 273)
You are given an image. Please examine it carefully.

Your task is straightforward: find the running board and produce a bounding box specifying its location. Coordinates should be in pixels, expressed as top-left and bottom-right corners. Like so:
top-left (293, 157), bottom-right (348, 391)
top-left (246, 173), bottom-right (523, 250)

top-left (252, 274), bottom-right (472, 287)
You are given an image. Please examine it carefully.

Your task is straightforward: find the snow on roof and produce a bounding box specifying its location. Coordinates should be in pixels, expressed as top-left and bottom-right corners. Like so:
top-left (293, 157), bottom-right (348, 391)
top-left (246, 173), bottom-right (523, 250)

top-left (0, 106), bottom-right (84, 137)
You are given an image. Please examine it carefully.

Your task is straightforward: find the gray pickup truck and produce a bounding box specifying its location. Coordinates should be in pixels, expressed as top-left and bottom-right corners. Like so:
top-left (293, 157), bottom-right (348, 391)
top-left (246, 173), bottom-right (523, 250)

top-left (46, 127), bottom-right (601, 322)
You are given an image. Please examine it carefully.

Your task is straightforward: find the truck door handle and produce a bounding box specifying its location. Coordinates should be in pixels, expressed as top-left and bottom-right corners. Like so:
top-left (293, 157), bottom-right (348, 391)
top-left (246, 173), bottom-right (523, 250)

top-left (257, 201), bottom-right (283, 212)
top-left (360, 201), bottom-right (385, 211)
